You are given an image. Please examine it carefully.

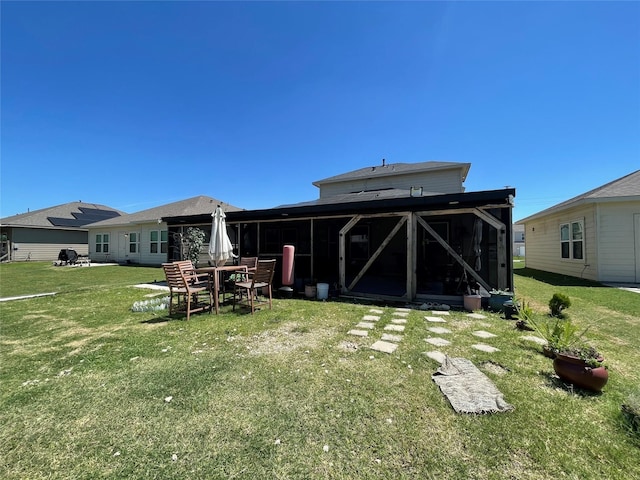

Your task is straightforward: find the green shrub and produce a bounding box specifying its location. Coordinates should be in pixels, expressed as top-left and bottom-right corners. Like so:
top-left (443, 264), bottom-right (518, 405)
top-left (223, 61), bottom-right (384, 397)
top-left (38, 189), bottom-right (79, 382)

top-left (549, 293), bottom-right (571, 317)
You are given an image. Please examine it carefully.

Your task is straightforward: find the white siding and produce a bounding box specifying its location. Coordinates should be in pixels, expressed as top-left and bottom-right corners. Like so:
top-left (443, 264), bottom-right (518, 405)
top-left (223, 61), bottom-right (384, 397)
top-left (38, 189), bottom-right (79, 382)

top-left (597, 201), bottom-right (640, 282)
top-left (319, 169), bottom-right (464, 198)
top-left (524, 204), bottom-right (598, 281)
top-left (88, 223), bottom-right (171, 265)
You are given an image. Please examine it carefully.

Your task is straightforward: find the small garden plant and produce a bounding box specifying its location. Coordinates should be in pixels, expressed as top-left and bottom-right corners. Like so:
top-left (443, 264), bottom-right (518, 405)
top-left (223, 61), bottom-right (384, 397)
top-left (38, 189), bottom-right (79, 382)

top-left (549, 292), bottom-right (571, 317)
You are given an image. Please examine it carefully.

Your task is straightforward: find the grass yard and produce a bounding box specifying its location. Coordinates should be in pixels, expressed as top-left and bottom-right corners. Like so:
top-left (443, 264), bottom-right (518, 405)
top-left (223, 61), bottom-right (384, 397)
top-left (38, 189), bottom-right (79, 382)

top-left (1, 262), bottom-right (639, 479)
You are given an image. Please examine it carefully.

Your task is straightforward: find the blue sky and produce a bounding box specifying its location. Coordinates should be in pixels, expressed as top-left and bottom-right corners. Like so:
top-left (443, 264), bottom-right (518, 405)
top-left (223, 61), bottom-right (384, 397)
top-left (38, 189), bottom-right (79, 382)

top-left (2, 1), bottom-right (638, 222)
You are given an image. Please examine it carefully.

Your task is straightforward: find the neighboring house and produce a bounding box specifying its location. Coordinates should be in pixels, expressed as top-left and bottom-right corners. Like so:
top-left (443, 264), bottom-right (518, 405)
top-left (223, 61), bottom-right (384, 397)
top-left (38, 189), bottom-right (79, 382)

top-left (516, 170), bottom-right (640, 283)
top-left (85, 196), bottom-right (243, 265)
top-left (0, 202), bottom-right (124, 262)
top-left (164, 161), bottom-right (515, 304)
top-left (313, 160), bottom-right (470, 198)
top-left (513, 224), bottom-right (525, 256)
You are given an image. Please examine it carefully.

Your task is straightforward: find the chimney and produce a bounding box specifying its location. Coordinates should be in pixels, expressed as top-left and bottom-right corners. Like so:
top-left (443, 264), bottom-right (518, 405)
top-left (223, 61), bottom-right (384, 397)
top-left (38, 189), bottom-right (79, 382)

top-left (382, 158), bottom-right (386, 167)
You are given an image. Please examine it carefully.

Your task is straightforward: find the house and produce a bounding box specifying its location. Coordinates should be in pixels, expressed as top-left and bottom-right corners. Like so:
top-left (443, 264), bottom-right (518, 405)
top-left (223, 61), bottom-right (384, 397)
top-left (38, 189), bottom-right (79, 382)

top-left (163, 161), bottom-right (515, 304)
top-left (513, 224), bottom-right (525, 256)
top-left (516, 170), bottom-right (640, 283)
top-left (85, 196), bottom-right (243, 265)
top-left (0, 202), bottom-right (124, 262)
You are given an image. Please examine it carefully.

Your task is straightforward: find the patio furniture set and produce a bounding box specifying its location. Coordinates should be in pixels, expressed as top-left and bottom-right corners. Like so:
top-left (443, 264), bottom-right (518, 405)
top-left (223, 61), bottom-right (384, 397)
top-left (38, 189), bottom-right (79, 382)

top-left (161, 257), bottom-right (276, 320)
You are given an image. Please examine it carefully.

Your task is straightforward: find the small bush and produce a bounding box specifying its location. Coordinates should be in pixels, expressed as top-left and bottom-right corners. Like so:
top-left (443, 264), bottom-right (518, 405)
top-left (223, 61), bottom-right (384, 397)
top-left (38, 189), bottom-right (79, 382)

top-left (549, 293), bottom-right (571, 317)
top-left (622, 390), bottom-right (640, 437)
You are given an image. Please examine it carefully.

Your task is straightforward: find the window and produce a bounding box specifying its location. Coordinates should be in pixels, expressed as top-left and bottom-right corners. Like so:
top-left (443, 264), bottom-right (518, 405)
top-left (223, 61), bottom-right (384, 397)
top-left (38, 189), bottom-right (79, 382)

top-left (560, 221), bottom-right (583, 260)
top-left (129, 232), bottom-right (139, 254)
top-left (96, 233), bottom-right (110, 253)
top-left (150, 230), bottom-right (168, 254)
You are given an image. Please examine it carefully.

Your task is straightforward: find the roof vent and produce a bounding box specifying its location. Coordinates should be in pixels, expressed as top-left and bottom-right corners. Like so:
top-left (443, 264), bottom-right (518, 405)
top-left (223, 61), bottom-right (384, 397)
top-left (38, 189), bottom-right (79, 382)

top-left (382, 158), bottom-right (386, 167)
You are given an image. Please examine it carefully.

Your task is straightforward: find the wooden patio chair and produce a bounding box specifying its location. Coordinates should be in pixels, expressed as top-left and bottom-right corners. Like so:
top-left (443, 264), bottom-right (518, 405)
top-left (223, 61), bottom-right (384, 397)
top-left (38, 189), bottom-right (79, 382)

top-left (174, 260), bottom-right (210, 288)
top-left (162, 262), bottom-right (213, 320)
top-left (232, 259), bottom-right (276, 314)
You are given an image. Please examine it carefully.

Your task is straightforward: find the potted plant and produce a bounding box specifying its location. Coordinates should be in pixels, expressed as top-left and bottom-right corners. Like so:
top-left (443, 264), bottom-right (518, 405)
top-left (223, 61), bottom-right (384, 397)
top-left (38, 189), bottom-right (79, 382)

top-left (489, 289), bottom-right (514, 312)
top-left (552, 345), bottom-right (608, 393)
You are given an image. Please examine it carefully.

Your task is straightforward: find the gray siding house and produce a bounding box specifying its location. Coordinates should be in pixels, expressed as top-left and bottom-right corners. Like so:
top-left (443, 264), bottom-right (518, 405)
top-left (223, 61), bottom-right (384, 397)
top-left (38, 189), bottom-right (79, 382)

top-left (0, 202), bottom-right (124, 262)
top-left (516, 170), bottom-right (640, 283)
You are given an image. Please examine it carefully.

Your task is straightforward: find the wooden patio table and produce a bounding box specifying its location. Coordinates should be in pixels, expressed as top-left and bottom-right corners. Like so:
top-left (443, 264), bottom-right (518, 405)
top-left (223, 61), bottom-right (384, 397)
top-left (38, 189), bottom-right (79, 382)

top-left (195, 265), bottom-right (248, 314)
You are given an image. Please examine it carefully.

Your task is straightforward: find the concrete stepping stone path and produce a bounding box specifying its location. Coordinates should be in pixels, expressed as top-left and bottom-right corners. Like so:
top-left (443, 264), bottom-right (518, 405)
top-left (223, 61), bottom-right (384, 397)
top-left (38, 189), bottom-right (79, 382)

top-left (472, 330), bottom-right (497, 339)
top-left (369, 309), bottom-right (384, 314)
top-left (428, 326), bottom-right (451, 334)
top-left (381, 333), bottom-right (403, 342)
top-left (348, 329), bottom-right (369, 337)
top-left (425, 351), bottom-right (446, 364)
top-left (425, 337), bottom-right (451, 347)
top-left (391, 318), bottom-right (407, 324)
top-left (392, 311), bottom-right (409, 317)
top-left (425, 316), bottom-right (447, 323)
top-left (384, 324), bottom-right (405, 332)
top-left (356, 322), bottom-right (376, 330)
top-left (521, 335), bottom-right (546, 345)
top-left (370, 340), bottom-right (398, 354)
top-left (466, 313), bottom-right (487, 319)
top-left (362, 315), bottom-right (380, 322)
top-left (472, 343), bottom-right (500, 353)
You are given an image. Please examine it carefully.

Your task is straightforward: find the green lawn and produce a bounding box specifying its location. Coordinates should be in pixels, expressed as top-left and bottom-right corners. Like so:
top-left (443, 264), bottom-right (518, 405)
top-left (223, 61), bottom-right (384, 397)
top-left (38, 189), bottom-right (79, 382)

top-left (1, 262), bottom-right (639, 479)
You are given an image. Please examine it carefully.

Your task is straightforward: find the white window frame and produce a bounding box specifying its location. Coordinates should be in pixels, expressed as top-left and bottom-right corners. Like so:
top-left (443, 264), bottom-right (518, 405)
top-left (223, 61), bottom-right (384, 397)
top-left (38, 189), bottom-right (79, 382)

top-left (96, 233), bottom-right (110, 253)
top-left (129, 232), bottom-right (139, 254)
top-left (150, 230), bottom-right (168, 254)
top-left (560, 220), bottom-right (584, 260)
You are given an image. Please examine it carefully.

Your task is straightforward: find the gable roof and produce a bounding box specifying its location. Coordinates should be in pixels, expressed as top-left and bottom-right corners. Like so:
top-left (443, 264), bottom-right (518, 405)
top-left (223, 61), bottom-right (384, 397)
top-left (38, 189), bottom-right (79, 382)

top-left (313, 161), bottom-right (471, 187)
top-left (86, 195), bottom-right (243, 228)
top-left (0, 202), bottom-right (125, 230)
top-left (517, 170), bottom-right (640, 223)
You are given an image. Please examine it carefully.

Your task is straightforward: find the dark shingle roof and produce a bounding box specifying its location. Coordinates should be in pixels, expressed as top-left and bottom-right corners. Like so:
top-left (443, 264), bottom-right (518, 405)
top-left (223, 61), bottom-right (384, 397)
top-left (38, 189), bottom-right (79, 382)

top-left (517, 170), bottom-right (640, 223)
top-left (313, 161), bottom-right (470, 186)
top-left (276, 188), bottom-right (441, 208)
top-left (0, 202), bottom-right (125, 229)
top-left (86, 195), bottom-right (243, 228)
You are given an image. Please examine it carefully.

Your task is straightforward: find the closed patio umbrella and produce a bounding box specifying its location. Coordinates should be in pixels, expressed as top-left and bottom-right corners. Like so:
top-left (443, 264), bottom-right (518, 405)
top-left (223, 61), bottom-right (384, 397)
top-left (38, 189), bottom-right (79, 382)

top-left (208, 205), bottom-right (236, 267)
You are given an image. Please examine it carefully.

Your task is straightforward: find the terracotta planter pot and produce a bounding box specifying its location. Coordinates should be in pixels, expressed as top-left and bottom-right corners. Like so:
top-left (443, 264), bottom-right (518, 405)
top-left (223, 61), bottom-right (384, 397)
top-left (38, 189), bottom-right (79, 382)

top-left (553, 353), bottom-right (608, 392)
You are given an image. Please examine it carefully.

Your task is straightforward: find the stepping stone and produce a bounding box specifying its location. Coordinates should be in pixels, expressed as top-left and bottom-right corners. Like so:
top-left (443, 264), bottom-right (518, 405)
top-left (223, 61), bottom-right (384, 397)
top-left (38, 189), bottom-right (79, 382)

top-left (467, 313), bottom-right (487, 319)
top-left (472, 330), bottom-right (497, 339)
top-left (425, 337), bottom-right (451, 347)
top-left (369, 308), bottom-right (384, 314)
top-left (347, 329), bottom-right (369, 337)
top-left (356, 322), bottom-right (376, 330)
top-left (381, 333), bottom-right (403, 342)
top-left (424, 351), bottom-right (446, 364)
top-left (384, 324), bottom-right (405, 332)
top-left (425, 316), bottom-right (447, 323)
top-left (392, 311), bottom-right (409, 317)
top-left (395, 308), bottom-right (411, 312)
top-left (472, 343), bottom-right (500, 353)
top-left (391, 318), bottom-right (407, 324)
top-left (431, 311), bottom-right (450, 316)
top-left (521, 335), bottom-right (546, 345)
top-left (370, 340), bottom-right (398, 354)
top-left (362, 315), bottom-right (380, 322)
top-left (428, 326), bottom-right (451, 334)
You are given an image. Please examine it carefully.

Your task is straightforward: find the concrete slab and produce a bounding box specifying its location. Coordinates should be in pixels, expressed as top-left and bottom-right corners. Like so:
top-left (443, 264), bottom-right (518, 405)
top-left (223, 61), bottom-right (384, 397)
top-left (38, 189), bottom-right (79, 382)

top-left (428, 327), bottom-right (452, 334)
top-left (472, 343), bottom-right (500, 353)
top-left (521, 335), bottom-right (547, 345)
top-left (370, 340), bottom-right (398, 354)
top-left (395, 307), bottom-right (411, 312)
top-left (391, 318), bottom-right (407, 324)
top-left (424, 351), bottom-right (447, 364)
top-left (425, 337), bottom-right (451, 347)
top-left (348, 329), bottom-right (369, 337)
top-left (392, 311), bottom-right (409, 317)
top-left (425, 316), bottom-right (447, 323)
top-left (384, 324), bottom-right (405, 332)
top-left (381, 333), bottom-right (403, 342)
top-left (362, 315), bottom-right (380, 322)
top-left (369, 308), bottom-right (384, 314)
top-left (472, 330), bottom-right (497, 339)
top-left (355, 322), bottom-right (376, 330)
top-left (431, 311), bottom-right (450, 316)
top-left (466, 313), bottom-right (487, 319)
